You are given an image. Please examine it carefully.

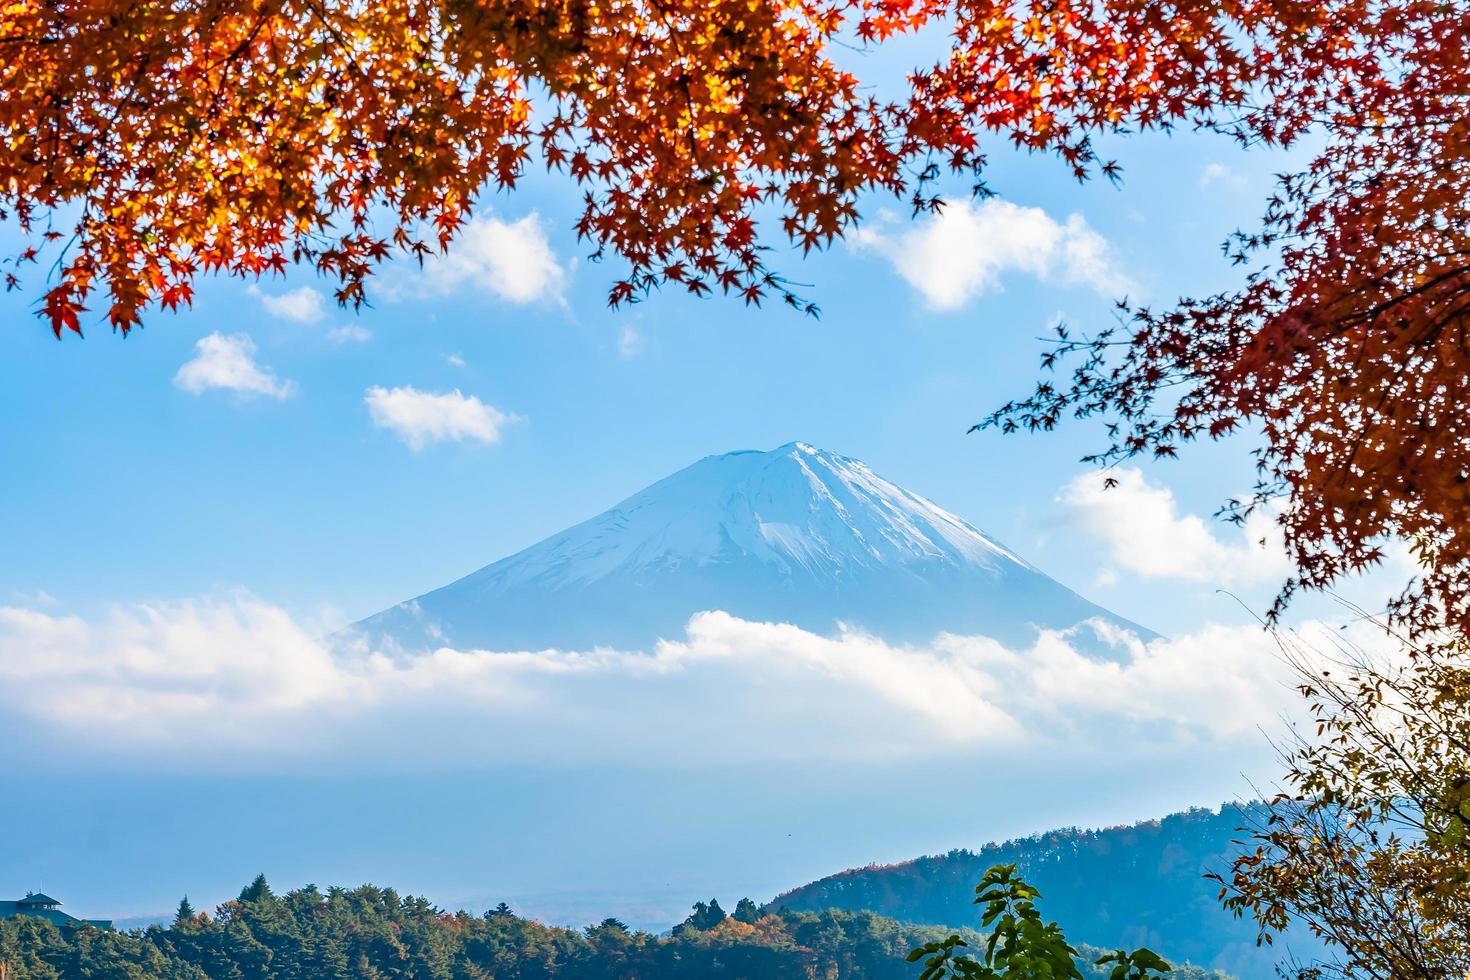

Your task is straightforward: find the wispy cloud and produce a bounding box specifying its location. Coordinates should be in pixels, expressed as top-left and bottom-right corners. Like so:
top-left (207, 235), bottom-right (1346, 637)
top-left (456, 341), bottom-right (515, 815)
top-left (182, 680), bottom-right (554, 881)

top-left (1199, 162), bottom-right (1248, 192)
top-left (364, 385), bottom-right (519, 450)
top-left (247, 283), bottom-right (373, 343)
top-left (326, 324), bottom-right (373, 344)
top-left (174, 333), bottom-right (293, 399)
top-left (617, 327), bottom-right (644, 359)
top-left (855, 200), bottom-right (1132, 310)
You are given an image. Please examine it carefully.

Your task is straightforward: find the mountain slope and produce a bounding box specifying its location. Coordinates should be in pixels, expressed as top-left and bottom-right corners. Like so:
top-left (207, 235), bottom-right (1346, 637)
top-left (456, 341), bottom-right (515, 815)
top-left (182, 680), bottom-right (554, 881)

top-left (770, 806), bottom-right (1312, 980)
top-left (354, 442), bottom-right (1149, 651)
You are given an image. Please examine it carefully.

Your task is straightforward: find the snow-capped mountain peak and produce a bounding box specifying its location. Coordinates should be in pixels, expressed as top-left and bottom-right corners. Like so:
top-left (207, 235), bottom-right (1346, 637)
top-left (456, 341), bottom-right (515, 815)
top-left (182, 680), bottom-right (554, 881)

top-left (490, 441), bottom-right (1030, 590)
top-left (353, 443), bottom-right (1146, 652)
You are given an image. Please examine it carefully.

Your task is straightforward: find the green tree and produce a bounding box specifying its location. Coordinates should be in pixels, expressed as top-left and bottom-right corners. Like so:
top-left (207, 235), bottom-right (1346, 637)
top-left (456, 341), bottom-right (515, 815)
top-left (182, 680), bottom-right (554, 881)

top-left (175, 897), bottom-right (197, 925)
top-left (734, 898), bottom-right (763, 924)
top-left (681, 900), bottom-right (728, 932)
top-left (238, 875), bottom-right (273, 904)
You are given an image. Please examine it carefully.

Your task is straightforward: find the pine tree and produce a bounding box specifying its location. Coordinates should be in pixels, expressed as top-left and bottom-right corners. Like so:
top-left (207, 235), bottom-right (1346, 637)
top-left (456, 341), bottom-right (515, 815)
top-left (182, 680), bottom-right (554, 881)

top-left (682, 899), bottom-right (728, 932)
top-left (733, 898), bottom-right (762, 924)
top-left (238, 874), bottom-right (273, 903)
top-left (175, 896), bottom-right (196, 924)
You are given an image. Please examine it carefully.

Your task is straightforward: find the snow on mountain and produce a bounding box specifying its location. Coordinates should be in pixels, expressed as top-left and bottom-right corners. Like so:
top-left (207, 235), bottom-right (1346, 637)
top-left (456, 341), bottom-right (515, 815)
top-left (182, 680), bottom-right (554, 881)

top-left (353, 442), bottom-right (1150, 651)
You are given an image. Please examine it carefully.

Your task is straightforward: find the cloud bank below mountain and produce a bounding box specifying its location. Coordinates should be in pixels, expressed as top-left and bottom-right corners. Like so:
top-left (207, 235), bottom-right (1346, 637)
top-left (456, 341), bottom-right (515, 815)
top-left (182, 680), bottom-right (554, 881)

top-left (0, 593), bottom-right (1349, 770)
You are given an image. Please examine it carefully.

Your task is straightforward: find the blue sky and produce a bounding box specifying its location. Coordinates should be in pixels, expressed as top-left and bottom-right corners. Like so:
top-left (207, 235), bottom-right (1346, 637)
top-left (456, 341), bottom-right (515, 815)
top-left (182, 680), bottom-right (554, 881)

top-left (0, 110), bottom-right (1393, 928)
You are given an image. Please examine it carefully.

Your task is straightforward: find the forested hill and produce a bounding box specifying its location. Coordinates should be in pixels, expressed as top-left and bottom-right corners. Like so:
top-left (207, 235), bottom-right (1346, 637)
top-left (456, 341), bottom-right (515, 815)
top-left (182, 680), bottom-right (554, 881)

top-left (770, 806), bottom-right (1283, 980)
top-left (0, 876), bottom-right (1234, 980)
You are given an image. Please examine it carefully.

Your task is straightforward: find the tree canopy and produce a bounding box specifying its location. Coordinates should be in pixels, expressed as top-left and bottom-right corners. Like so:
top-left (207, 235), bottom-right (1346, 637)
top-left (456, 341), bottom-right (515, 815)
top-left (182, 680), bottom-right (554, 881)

top-left (0, 0), bottom-right (1426, 332)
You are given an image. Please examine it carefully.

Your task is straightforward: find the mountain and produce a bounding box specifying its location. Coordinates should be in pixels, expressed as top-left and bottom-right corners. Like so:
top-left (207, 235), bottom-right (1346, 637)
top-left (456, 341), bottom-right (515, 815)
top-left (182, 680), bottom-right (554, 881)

top-left (353, 442), bottom-right (1150, 652)
top-left (769, 805), bottom-right (1314, 980)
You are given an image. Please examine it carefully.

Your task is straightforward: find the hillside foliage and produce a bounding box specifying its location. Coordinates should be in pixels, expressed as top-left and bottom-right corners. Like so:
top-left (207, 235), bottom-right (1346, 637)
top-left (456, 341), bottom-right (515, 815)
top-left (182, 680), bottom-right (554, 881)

top-left (0, 876), bottom-right (1233, 980)
top-left (772, 806), bottom-right (1282, 978)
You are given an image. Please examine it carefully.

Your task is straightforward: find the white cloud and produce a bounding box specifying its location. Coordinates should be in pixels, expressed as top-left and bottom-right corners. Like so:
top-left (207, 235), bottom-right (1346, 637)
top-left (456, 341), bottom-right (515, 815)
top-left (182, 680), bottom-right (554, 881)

top-left (364, 385), bottom-right (518, 450)
top-left (856, 199), bottom-right (1131, 310)
top-left (174, 333), bottom-right (293, 399)
top-left (247, 285), bottom-right (369, 341)
top-left (617, 327), bottom-right (644, 358)
top-left (0, 597), bottom-right (347, 738)
top-left (1059, 468), bottom-right (1290, 586)
top-left (326, 324), bottom-right (372, 344)
top-left (446, 353), bottom-right (467, 368)
top-left (1199, 163), bottom-right (1247, 192)
top-left (251, 284), bottom-right (328, 324)
top-left (421, 213), bottom-right (568, 304)
top-left (0, 593), bottom-right (1369, 765)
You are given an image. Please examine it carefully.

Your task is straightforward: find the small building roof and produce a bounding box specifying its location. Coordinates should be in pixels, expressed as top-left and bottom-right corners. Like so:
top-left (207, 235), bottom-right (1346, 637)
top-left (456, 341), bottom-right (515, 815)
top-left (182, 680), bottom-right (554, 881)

top-left (0, 896), bottom-right (111, 930)
top-left (18, 893), bottom-right (61, 907)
